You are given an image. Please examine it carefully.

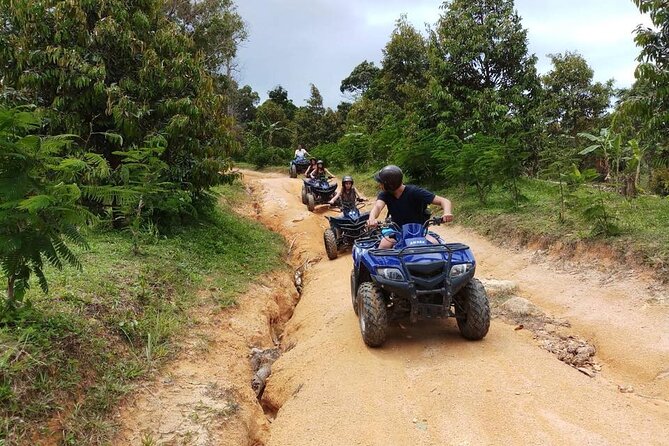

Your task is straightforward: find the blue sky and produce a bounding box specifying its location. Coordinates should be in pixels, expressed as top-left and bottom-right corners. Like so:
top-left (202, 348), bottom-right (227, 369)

top-left (235, 0), bottom-right (652, 108)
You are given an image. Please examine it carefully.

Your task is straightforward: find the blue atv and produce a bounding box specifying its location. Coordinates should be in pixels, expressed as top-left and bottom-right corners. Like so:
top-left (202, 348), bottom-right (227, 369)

top-left (289, 157), bottom-right (311, 178)
top-left (350, 217), bottom-right (490, 347)
top-left (323, 200), bottom-right (370, 260)
top-left (302, 176), bottom-right (337, 212)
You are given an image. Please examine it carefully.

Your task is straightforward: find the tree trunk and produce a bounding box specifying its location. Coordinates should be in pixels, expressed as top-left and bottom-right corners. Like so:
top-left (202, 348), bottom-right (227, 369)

top-left (620, 174), bottom-right (637, 198)
top-left (6, 275), bottom-right (14, 310)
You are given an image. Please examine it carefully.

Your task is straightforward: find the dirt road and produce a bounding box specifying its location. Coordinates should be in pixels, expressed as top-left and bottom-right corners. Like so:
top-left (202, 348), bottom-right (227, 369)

top-left (248, 171), bottom-right (669, 446)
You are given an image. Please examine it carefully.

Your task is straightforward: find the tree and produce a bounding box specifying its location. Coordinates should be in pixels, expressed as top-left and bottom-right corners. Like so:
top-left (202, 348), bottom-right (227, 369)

top-left (430, 0), bottom-right (540, 137)
top-left (0, 0), bottom-right (237, 207)
top-left (164, 0), bottom-right (247, 77)
top-left (232, 85), bottom-right (260, 124)
top-left (295, 84), bottom-right (330, 148)
top-left (0, 107), bottom-right (91, 315)
top-left (633, 1), bottom-right (669, 136)
top-left (631, 1), bottom-right (669, 170)
top-left (379, 15), bottom-right (429, 109)
top-left (268, 85), bottom-right (298, 119)
top-left (340, 61), bottom-right (381, 98)
top-left (542, 52), bottom-right (613, 137)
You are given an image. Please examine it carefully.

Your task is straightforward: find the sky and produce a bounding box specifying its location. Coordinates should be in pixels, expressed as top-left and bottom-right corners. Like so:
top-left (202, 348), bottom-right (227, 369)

top-left (234, 0), bottom-right (653, 109)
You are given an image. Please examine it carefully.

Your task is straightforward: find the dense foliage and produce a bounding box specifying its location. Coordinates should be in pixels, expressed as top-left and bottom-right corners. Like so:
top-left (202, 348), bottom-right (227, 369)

top-left (0, 0), bottom-right (243, 205)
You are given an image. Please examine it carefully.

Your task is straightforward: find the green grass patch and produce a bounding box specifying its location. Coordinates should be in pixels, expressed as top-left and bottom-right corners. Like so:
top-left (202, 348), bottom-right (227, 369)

top-left (0, 183), bottom-right (285, 444)
top-left (440, 178), bottom-right (669, 272)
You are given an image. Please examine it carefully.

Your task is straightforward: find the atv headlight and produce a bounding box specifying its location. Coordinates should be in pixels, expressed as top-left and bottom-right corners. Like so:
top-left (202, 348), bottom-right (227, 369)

top-left (377, 267), bottom-right (405, 281)
top-left (450, 263), bottom-right (473, 278)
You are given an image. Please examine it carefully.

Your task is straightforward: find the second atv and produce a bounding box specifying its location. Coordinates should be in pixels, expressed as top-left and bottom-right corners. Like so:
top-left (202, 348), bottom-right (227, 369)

top-left (302, 176), bottom-right (337, 212)
top-left (323, 200), bottom-right (370, 260)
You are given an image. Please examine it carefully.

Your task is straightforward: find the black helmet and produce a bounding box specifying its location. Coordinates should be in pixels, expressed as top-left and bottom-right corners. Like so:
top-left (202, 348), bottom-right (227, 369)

top-left (309, 157), bottom-right (317, 163)
top-left (342, 175), bottom-right (353, 184)
top-left (374, 165), bottom-right (403, 192)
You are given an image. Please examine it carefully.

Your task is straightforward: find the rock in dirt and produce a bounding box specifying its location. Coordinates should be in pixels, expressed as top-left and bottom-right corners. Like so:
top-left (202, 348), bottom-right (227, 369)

top-left (541, 336), bottom-right (596, 368)
top-left (618, 385), bottom-right (635, 394)
top-left (480, 279), bottom-right (518, 297)
top-left (250, 347), bottom-right (281, 398)
top-left (499, 296), bottom-right (544, 319)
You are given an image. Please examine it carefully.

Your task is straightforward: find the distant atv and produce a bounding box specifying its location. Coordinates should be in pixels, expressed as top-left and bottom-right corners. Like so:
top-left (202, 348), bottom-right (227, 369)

top-left (323, 200), bottom-right (370, 260)
top-left (289, 157), bottom-right (310, 178)
top-left (302, 176), bottom-right (337, 212)
top-left (350, 217), bottom-right (490, 347)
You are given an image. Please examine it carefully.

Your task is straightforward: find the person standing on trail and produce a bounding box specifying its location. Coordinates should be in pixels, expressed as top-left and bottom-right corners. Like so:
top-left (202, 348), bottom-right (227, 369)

top-left (294, 144), bottom-right (309, 159)
top-left (367, 165), bottom-right (453, 249)
top-left (328, 175), bottom-right (366, 208)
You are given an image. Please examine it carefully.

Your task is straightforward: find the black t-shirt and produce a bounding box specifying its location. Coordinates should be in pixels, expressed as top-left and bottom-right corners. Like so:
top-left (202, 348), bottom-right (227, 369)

top-left (377, 185), bottom-right (435, 226)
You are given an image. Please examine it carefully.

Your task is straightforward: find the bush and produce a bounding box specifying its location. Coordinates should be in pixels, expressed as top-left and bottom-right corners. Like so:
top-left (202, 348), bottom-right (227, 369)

top-left (650, 167), bottom-right (669, 196)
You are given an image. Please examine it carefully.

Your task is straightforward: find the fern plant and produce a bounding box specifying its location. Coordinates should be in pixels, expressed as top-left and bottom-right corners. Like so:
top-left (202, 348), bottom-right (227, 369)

top-left (0, 107), bottom-right (92, 317)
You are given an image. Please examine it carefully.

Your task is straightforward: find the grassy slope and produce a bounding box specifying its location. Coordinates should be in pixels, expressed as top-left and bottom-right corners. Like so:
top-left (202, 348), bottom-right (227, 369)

top-left (0, 183), bottom-right (286, 445)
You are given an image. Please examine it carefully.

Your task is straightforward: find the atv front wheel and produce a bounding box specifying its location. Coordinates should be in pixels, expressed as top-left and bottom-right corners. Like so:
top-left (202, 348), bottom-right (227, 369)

top-left (357, 282), bottom-right (388, 347)
top-left (306, 193), bottom-right (315, 212)
top-left (350, 269), bottom-right (359, 316)
top-left (289, 164), bottom-right (297, 178)
top-left (454, 278), bottom-right (490, 340)
top-left (324, 228), bottom-right (338, 260)
top-left (301, 185), bottom-right (308, 204)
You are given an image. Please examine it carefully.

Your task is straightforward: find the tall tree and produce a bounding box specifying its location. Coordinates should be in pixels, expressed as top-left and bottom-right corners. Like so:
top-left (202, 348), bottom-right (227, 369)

top-left (0, 0), bottom-right (237, 198)
top-left (379, 15), bottom-right (429, 109)
top-left (632, 0), bottom-right (669, 156)
top-left (430, 0), bottom-right (540, 137)
top-left (295, 84), bottom-right (332, 148)
top-left (164, 0), bottom-right (247, 78)
top-left (340, 61), bottom-right (381, 98)
top-left (268, 85), bottom-right (298, 120)
top-left (541, 52), bottom-right (613, 137)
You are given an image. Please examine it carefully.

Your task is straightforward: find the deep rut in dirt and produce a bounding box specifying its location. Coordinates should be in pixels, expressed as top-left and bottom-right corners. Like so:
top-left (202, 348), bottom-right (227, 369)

top-left (244, 171), bottom-right (669, 446)
top-left (112, 184), bottom-right (303, 446)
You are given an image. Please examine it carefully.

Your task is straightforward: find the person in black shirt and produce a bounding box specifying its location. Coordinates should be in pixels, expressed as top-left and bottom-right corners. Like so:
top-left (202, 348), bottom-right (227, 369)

top-left (367, 165), bottom-right (453, 249)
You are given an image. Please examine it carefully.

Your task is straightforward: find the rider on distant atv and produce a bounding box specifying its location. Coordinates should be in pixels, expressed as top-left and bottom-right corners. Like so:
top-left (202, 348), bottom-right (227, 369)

top-left (328, 175), bottom-right (366, 208)
top-left (304, 158), bottom-right (318, 178)
top-left (366, 165), bottom-right (453, 249)
top-left (294, 144), bottom-right (310, 159)
top-left (310, 160), bottom-right (335, 180)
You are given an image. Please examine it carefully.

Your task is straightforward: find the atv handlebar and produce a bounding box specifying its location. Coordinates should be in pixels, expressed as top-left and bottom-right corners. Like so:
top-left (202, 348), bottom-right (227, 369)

top-left (366, 215), bottom-right (451, 229)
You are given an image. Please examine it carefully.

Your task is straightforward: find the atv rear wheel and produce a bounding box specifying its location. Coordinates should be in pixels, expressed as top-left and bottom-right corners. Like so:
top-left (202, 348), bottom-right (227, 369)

top-left (454, 278), bottom-right (490, 340)
top-left (324, 228), bottom-right (338, 260)
top-left (301, 185), bottom-right (308, 204)
top-left (306, 193), bottom-right (315, 212)
top-left (289, 164), bottom-right (297, 178)
top-left (357, 282), bottom-right (388, 347)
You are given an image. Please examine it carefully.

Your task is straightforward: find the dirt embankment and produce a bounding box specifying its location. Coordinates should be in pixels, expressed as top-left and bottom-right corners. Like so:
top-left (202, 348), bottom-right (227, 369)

top-left (114, 171), bottom-right (669, 446)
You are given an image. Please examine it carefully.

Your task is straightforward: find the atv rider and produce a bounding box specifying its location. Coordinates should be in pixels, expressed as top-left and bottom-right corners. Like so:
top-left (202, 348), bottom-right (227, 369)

top-left (328, 175), bottom-right (366, 208)
top-left (294, 144), bottom-right (310, 160)
top-left (367, 165), bottom-right (453, 249)
top-left (310, 160), bottom-right (335, 180)
top-left (304, 157), bottom-right (318, 178)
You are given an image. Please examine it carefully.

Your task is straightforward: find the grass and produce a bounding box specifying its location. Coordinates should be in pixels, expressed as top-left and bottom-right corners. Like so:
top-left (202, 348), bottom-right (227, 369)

top-left (0, 182), bottom-right (286, 445)
top-left (439, 178), bottom-right (669, 273)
